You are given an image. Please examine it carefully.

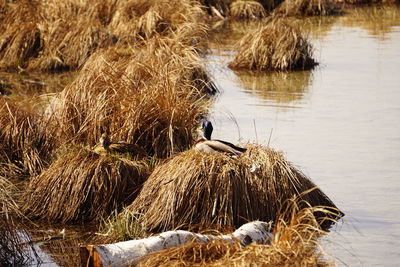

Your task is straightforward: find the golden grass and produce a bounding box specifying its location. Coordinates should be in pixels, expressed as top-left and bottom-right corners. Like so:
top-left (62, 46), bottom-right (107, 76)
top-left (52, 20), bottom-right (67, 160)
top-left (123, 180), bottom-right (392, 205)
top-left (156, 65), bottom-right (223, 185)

top-left (275, 0), bottom-right (342, 16)
top-left (230, 0), bottom-right (267, 19)
top-left (46, 38), bottom-right (214, 158)
top-left (125, 144), bottom-right (342, 233)
top-left (228, 18), bottom-right (318, 71)
top-left (0, 0), bottom-right (209, 71)
top-left (0, 97), bottom-right (54, 177)
top-left (22, 146), bottom-right (150, 223)
top-left (136, 199), bottom-right (335, 266)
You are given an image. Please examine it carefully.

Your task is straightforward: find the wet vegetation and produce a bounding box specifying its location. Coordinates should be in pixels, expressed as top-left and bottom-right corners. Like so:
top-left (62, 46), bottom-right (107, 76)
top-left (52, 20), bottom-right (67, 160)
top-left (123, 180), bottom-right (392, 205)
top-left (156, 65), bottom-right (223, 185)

top-left (1, 0), bottom-right (396, 265)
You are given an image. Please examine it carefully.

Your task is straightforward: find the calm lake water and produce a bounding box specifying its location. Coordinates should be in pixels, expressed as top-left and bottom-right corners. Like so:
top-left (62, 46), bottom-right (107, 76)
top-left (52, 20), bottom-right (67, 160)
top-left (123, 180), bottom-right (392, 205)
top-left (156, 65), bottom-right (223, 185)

top-left (207, 5), bottom-right (400, 267)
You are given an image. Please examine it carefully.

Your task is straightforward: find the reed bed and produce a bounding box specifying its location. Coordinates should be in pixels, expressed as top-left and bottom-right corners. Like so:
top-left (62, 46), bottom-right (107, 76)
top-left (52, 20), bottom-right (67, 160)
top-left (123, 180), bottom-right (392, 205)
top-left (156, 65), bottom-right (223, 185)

top-left (230, 1), bottom-right (267, 19)
top-left (22, 147), bottom-right (150, 223)
top-left (275, 0), bottom-right (342, 16)
top-left (124, 144), bottom-right (342, 233)
top-left (136, 200), bottom-right (335, 266)
top-left (228, 18), bottom-right (317, 71)
top-left (0, 0), bottom-right (209, 71)
top-left (46, 38), bottom-right (214, 158)
top-left (0, 98), bottom-right (54, 177)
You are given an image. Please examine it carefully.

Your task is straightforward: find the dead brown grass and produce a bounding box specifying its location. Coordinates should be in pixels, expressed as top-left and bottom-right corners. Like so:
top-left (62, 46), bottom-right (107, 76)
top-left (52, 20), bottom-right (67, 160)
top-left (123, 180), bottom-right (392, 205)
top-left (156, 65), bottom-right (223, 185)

top-left (125, 144), bottom-right (342, 233)
top-left (230, 0), bottom-right (267, 19)
top-left (22, 146), bottom-right (150, 223)
top-left (0, 97), bottom-right (54, 177)
top-left (136, 199), bottom-right (335, 266)
top-left (0, 0), bottom-right (209, 71)
top-left (45, 37), bottom-right (214, 158)
top-left (228, 18), bottom-right (318, 71)
top-left (275, 0), bottom-right (342, 16)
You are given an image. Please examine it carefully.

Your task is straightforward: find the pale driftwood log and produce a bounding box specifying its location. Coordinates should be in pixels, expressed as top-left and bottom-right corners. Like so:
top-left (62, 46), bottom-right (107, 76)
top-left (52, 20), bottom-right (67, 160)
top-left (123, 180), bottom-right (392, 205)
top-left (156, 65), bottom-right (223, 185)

top-left (80, 221), bottom-right (273, 267)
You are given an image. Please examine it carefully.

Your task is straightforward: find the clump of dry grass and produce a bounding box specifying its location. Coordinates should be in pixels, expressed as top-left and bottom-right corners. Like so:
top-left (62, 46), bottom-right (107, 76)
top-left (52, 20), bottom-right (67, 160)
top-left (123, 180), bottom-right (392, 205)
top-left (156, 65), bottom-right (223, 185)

top-left (125, 144), bottom-right (342, 233)
top-left (228, 18), bottom-right (317, 71)
top-left (230, 0), bottom-right (267, 19)
top-left (22, 146), bottom-right (150, 223)
top-left (46, 37), bottom-right (214, 158)
top-left (137, 199), bottom-right (335, 266)
top-left (0, 98), bottom-right (54, 177)
top-left (274, 0), bottom-right (342, 16)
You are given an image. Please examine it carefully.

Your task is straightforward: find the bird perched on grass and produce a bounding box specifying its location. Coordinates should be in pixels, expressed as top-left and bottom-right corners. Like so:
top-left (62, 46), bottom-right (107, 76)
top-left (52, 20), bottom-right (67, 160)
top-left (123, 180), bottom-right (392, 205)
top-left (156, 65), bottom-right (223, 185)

top-left (194, 121), bottom-right (247, 156)
top-left (93, 132), bottom-right (146, 158)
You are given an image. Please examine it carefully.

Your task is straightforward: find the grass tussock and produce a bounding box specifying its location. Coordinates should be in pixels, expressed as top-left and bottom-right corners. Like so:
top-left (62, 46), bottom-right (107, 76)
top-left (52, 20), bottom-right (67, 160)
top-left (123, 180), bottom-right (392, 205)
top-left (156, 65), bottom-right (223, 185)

top-left (230, 1), bottom-right (267, 19)
top-left (0, 0), bottom-right (209, 71)
top-left (228, 18), bottom-right (317, 71)
top-left (22, 147), bottom-right (150, 223)
top-left (275, 0), bottom-right (342, 16)
top-left (125, 144), bottom-right (342, 233)
top-left (0, 97), bottom-right (54, 177)
top-left (137, 200), bottom-right (335, 266)
top-left (46, 38), bottom-right (214, 158)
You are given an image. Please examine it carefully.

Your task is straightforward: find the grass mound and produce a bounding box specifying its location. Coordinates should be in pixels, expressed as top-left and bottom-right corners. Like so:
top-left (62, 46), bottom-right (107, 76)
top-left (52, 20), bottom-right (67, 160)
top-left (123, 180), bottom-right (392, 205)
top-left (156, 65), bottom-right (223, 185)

top-left (22, 147), bottom-right (150, 223)
top-left (137, 200), bottom-right (335, 266)
top-left (275, 0), bottom-right (342, 16)
top-left (125, 144), bottom-right (342, 232)
top-left (230, 1), bottom-right (267, 19)
top-left (46, 38), bottom-right (214, 158)
top-left (0, 98), bottom-right (54, 177)
top-left (228, 18), bottom-right (317, 71)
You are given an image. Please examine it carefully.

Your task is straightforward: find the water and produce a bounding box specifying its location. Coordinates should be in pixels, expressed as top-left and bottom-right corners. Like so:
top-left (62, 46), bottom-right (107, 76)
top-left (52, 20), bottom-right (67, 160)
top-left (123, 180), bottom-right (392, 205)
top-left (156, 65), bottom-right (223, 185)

top-left (207, 6), bottom-right (400, 267)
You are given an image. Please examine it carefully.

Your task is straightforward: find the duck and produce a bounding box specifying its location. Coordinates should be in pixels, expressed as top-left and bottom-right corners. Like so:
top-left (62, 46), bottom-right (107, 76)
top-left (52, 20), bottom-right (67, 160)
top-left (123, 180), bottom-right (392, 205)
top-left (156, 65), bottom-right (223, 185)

top-left (194, 121), bottom-right (247, 156)
top-left (93, 132), bottom-right (146, 158)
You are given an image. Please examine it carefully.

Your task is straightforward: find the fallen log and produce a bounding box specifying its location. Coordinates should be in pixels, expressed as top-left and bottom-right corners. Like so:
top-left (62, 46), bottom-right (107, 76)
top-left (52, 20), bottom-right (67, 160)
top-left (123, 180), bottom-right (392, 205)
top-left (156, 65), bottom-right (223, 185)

top-left (80, 221), bottom-right (273, 267)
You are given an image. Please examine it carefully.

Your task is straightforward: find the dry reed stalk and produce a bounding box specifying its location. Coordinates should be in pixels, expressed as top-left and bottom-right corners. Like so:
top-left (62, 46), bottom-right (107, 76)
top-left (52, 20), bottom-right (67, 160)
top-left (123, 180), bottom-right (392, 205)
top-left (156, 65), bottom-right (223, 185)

top-left (275, 0), bottom-right (342, 16)
top-left (125, 144), bottom-right (342, 233)
top-left (230, 0), bottom-right (267, 19)
top-left (229, 18), bottom-right (317, 71)
top-left (137, 200), bottom-right (335, 266)
top-left (0, 98), bottom-right (54, 176)
top-left (46, 39), bottom-right (214, 158)
top-left (22, 146), bottom-right (150, 223)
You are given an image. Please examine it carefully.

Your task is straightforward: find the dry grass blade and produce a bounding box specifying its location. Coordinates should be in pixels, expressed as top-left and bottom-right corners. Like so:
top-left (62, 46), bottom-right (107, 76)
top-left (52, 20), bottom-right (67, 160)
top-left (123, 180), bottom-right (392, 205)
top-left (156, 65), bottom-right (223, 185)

top-left (229, 18), bottom-right (318, 71)
top-left (230, 0), bottom-right (267, 19)
top-left (126, 144), bottom-right (342, 233)
top-left (22, 147), bottom-right (150, 223)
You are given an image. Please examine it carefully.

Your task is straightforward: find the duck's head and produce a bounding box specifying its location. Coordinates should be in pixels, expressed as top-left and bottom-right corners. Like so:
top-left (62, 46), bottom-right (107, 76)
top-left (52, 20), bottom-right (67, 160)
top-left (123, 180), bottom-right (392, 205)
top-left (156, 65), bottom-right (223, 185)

top-left (202, 120), bottom-right (213, 140)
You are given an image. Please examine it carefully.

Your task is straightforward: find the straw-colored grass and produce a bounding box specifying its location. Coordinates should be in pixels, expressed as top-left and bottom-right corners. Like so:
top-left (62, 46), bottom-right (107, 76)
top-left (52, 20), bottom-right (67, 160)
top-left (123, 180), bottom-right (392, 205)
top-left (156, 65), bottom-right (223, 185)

top-left (275, 0), bottom-right (342, 16)
top-left (46, 38), bottom-right (214, 158)
top-left (136, 199), bottom-right (335, 266)
top-left (22, 146), bottom-right (150, 223)
top-left (228, 19), bottom-right (317, 71)
top-left (125, 144), bottom-right (342, 233)
top-left (0, 97), bottom-right (54, 177)
top-left (230, 1), bottom-right (267, 19)
top-left (0, 0), bottom-right (209, 71)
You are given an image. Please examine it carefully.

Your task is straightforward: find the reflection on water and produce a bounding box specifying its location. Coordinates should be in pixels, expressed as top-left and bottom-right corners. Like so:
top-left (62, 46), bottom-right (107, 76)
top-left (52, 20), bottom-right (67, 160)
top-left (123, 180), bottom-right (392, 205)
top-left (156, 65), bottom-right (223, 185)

top-left (208, 5), bottom-right (400, 267)
top-left (233, 70), bottom-right (313, 105)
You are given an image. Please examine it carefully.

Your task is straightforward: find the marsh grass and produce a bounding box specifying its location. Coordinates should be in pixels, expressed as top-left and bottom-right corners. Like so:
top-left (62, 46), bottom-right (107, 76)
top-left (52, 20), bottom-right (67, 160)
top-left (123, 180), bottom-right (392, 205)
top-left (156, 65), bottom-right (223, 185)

top-left (0, 98), bottom-right (54, 177)
top-left (0, 0), bottom-right (209, 71)
top-left (125, 144), bottom-right (342, 233)
top-left (228, 18), bottom-right (317, 71)
top-left (230, 0), bottom-right (267, 19)
top-left (136, 199), bottom-right (335, 266)
top-left (22, 146), bottom-right (150, 223)
top-left (275, 0), bottom-right (342, 16)
top-left (46, 38), bottom-right (214, 158)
